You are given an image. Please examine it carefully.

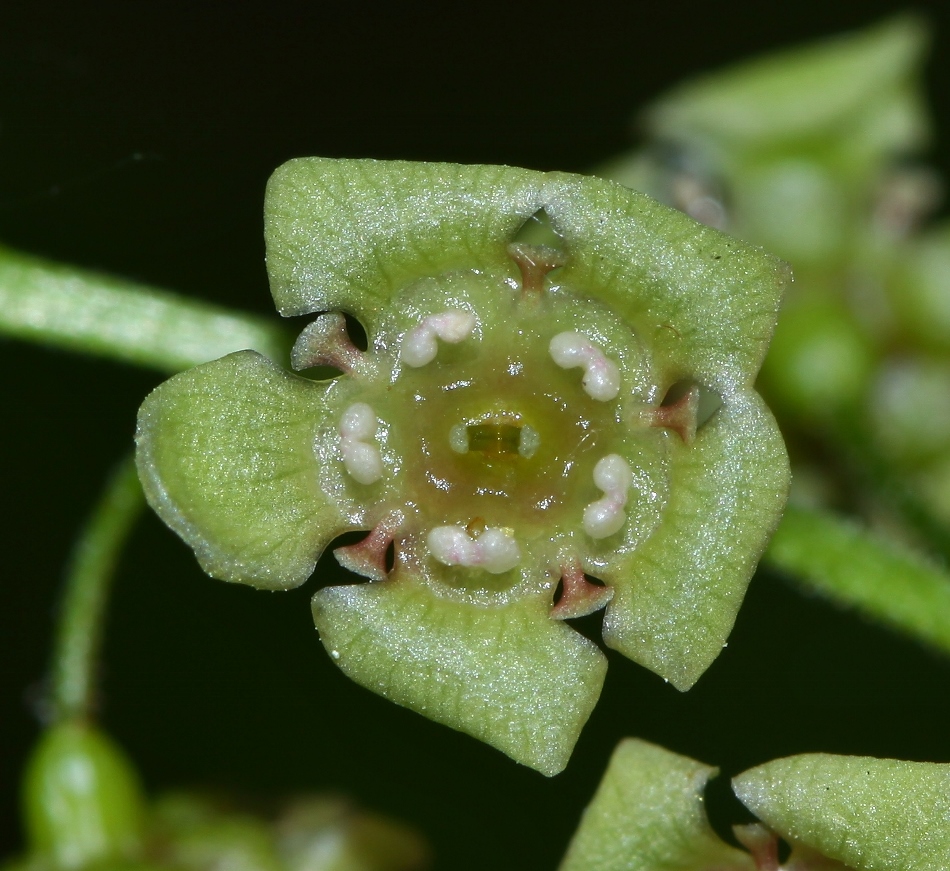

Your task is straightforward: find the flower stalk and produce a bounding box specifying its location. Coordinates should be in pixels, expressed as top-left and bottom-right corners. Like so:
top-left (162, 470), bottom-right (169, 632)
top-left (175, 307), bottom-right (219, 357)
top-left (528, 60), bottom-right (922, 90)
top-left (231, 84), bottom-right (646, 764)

top-left (51, 456), bottom-right (144, 724)
top-left (0, 245), bottom-right (292, 373)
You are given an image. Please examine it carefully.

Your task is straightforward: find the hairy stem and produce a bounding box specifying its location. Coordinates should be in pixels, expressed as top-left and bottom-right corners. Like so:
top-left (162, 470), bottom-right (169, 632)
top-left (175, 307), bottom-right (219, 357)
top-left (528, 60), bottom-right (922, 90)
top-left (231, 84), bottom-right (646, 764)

top-left (766, 504), bottom-right (950, 656)
top-left (52, 457), bottom-right (145, 723)
top-left (0, 245), bottom-right (292, 373)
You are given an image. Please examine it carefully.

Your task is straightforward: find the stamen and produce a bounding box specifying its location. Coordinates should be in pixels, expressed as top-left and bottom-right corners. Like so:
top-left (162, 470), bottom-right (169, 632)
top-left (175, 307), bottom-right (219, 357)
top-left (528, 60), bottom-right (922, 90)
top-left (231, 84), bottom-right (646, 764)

top-left (291, 312), bottom-right (368, 375)
top-left (549, 331), bottom-right (620, 401)
top-left (649, 385), bottom-right (700, 443)
top-left (732, 824), bottom-right (780, 871)
top-left (339, 402), bottom-right (383, 484)
top-left (400, 309), bottom-right (476, 367)
top-left (507, 242), bottom-right (566, 294)
top-left (427, 525), bottom-right (520, 574)
top-left (583, 454), bottom-right (632, 539)
top-left (550, 561), bottom-right (614, 620)
top-left (334, 510), bottom-right (404, 581)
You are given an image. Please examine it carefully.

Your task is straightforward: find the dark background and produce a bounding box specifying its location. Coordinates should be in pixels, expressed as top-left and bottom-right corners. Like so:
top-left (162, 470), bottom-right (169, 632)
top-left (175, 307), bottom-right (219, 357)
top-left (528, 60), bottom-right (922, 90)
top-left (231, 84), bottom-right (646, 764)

top-left (3, 3), bottom-right (950, 868)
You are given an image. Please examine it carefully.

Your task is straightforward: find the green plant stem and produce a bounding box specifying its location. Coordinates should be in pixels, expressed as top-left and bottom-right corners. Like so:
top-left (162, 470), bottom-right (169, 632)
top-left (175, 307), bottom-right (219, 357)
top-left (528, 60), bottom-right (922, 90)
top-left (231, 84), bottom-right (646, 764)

top-left (0, 245), bottom-right (293, 373)
top-left (765, 504), bottom-right (950, 656)
top-left (52, 457), bottom-right (145, 723)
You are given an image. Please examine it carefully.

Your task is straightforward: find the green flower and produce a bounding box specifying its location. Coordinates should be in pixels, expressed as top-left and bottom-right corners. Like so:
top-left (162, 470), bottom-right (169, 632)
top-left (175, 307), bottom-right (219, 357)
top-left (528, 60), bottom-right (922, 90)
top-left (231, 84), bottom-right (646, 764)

top-left (135, 159), bottom-right (788, 775)
top-left (559, 739), bottom-right (760, 871)
top-left (561, 738), bottom-right (950, 870)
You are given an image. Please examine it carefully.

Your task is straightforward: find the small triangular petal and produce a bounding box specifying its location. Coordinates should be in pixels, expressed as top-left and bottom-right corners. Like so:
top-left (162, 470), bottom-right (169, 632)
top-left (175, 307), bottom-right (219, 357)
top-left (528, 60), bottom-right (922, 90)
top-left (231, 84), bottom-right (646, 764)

top-left (601, 391), bottom-right (789, 690)
top-left (559, 739), bottom-right (754, 871)
top-left (734, 753), bottom-right (950, 871)
top-left (311, 576), bottom-right (607, 776)
top-left (136, 351), bottom-right (350, 589)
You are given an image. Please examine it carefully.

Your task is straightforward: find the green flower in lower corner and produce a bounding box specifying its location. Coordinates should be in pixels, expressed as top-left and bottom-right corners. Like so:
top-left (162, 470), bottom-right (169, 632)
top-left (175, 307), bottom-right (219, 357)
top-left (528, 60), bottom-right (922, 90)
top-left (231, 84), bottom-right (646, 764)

top-left (135, 159), bottom-right (789, 775)
top-left (13, 721), bottom-right (427, 871)
top-left (560, 738), bottom-right (950, 870)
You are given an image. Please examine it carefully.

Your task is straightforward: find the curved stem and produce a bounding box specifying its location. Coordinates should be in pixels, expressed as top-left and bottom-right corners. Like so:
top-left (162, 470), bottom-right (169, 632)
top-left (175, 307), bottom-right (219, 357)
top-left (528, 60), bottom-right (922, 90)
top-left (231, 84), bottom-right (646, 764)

top-left (52, 457), bottom-right (145, 723)
top-left (766, 504), bottom-right (950, 657)
top-left (0, 244), bottom-right (293, 373)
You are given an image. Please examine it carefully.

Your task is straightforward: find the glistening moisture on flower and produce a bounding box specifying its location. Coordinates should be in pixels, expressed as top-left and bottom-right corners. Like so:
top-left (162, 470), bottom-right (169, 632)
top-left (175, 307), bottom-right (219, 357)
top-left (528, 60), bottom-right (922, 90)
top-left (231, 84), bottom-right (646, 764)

top-left (135, 160), bottom-right (789, 775)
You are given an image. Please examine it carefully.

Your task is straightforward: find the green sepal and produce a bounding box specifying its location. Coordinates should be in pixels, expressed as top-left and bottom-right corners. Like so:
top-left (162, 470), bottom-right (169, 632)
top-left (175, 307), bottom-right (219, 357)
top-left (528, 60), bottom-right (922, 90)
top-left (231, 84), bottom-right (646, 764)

top-left (539, 173), bottom-right (787, 394)
top-left (645, 15), bottom-right (928, 149)
top-left (264, 159), bottom-right (544, 323)
top-left (734, 753), bottom-right (950, 871)
top-left (265, 159), bottom-right (788, 394)
top-left (136, 351), bottom-right (349, 590)
top-left (311, 576), bottom-right (607, 776)
top-left (23, 723), bottom-right (146, 870)
top-left (601, 391), bottom-right (789, 690)
top-left (559, 739), bottom-right (754, 871)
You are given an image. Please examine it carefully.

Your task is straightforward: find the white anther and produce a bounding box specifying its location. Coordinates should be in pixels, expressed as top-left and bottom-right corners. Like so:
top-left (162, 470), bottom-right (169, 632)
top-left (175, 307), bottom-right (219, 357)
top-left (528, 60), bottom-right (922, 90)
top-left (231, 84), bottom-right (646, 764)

top-left (427, 525), bottom-right (521, 574)
top-left (339, 402), bottom-right (383, 485)
top-left (400, 310), bottom-right (477, 367)
top-left (549, 331), bottom-right (620, 401)
top-left (583, 454), bottom-right (633, 539)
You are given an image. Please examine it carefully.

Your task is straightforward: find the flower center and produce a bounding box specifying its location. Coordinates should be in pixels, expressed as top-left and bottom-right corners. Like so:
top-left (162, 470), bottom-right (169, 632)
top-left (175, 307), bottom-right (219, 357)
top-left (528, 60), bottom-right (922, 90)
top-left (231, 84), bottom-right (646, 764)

top-left (384, 301), bottom-right (626, 549)
top-left (459, 422), bottom-right (530, 457)
top-left (321, 253), bottom-right (680, 603)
